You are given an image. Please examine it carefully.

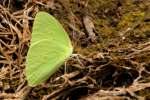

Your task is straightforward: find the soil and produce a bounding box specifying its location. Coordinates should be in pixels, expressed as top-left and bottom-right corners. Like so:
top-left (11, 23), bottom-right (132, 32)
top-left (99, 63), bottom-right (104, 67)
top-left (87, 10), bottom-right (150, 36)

top-left (0, 0), bottom-right (150, 100)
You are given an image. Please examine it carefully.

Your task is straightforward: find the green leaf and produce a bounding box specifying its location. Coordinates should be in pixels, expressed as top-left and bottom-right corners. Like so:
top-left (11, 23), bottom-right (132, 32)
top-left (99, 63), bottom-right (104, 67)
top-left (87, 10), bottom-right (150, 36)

top-left (25, 12), bottom-right (73, 87)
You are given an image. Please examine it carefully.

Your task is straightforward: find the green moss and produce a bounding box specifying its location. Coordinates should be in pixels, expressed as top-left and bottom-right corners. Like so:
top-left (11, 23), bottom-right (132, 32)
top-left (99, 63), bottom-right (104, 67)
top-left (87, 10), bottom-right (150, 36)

top-left (117, 11), bottom-right (145, 30)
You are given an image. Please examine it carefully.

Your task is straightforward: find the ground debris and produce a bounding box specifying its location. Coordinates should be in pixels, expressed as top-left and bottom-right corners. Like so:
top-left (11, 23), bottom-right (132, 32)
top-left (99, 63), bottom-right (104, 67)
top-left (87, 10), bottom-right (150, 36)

top-left (0, 0), bottom-right (150, 100)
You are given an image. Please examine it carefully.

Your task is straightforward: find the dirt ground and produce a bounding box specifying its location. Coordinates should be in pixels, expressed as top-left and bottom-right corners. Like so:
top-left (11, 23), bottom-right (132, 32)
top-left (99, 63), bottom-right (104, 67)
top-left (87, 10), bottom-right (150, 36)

top-left (0, 0), bottom-right (150, 100)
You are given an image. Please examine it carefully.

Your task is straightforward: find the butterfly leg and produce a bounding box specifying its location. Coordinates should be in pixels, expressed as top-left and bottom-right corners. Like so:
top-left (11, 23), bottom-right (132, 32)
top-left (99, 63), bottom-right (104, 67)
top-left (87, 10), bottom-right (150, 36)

top-left (64, 60), bottom-right (68, 74)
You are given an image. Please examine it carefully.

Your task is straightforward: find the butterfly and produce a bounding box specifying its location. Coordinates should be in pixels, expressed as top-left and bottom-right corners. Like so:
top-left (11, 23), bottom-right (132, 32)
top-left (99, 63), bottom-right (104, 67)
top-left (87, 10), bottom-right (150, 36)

top-left (26, 12), bottom-right (73, 86)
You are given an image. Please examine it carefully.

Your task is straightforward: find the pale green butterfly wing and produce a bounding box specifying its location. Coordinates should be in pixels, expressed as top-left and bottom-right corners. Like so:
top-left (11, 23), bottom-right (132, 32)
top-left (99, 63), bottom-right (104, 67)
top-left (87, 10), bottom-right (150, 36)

top-left (26, 39), bottom-right (72, 86)
top-left (31, 12), bottom-right (72, 47)
top-left (26, 12), bottom-right (73, 86)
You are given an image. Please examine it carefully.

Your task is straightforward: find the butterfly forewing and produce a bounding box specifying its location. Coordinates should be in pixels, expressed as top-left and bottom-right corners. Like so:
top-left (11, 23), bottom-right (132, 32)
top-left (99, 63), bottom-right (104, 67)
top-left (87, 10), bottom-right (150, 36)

top-left (32, 12), bottom-right (72, 48)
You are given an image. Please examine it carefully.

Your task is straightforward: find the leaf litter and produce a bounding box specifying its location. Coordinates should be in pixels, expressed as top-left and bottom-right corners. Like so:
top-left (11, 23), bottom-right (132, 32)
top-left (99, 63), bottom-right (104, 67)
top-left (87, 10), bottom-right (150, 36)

top-left (0, 0), bottom-right (150, 100)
